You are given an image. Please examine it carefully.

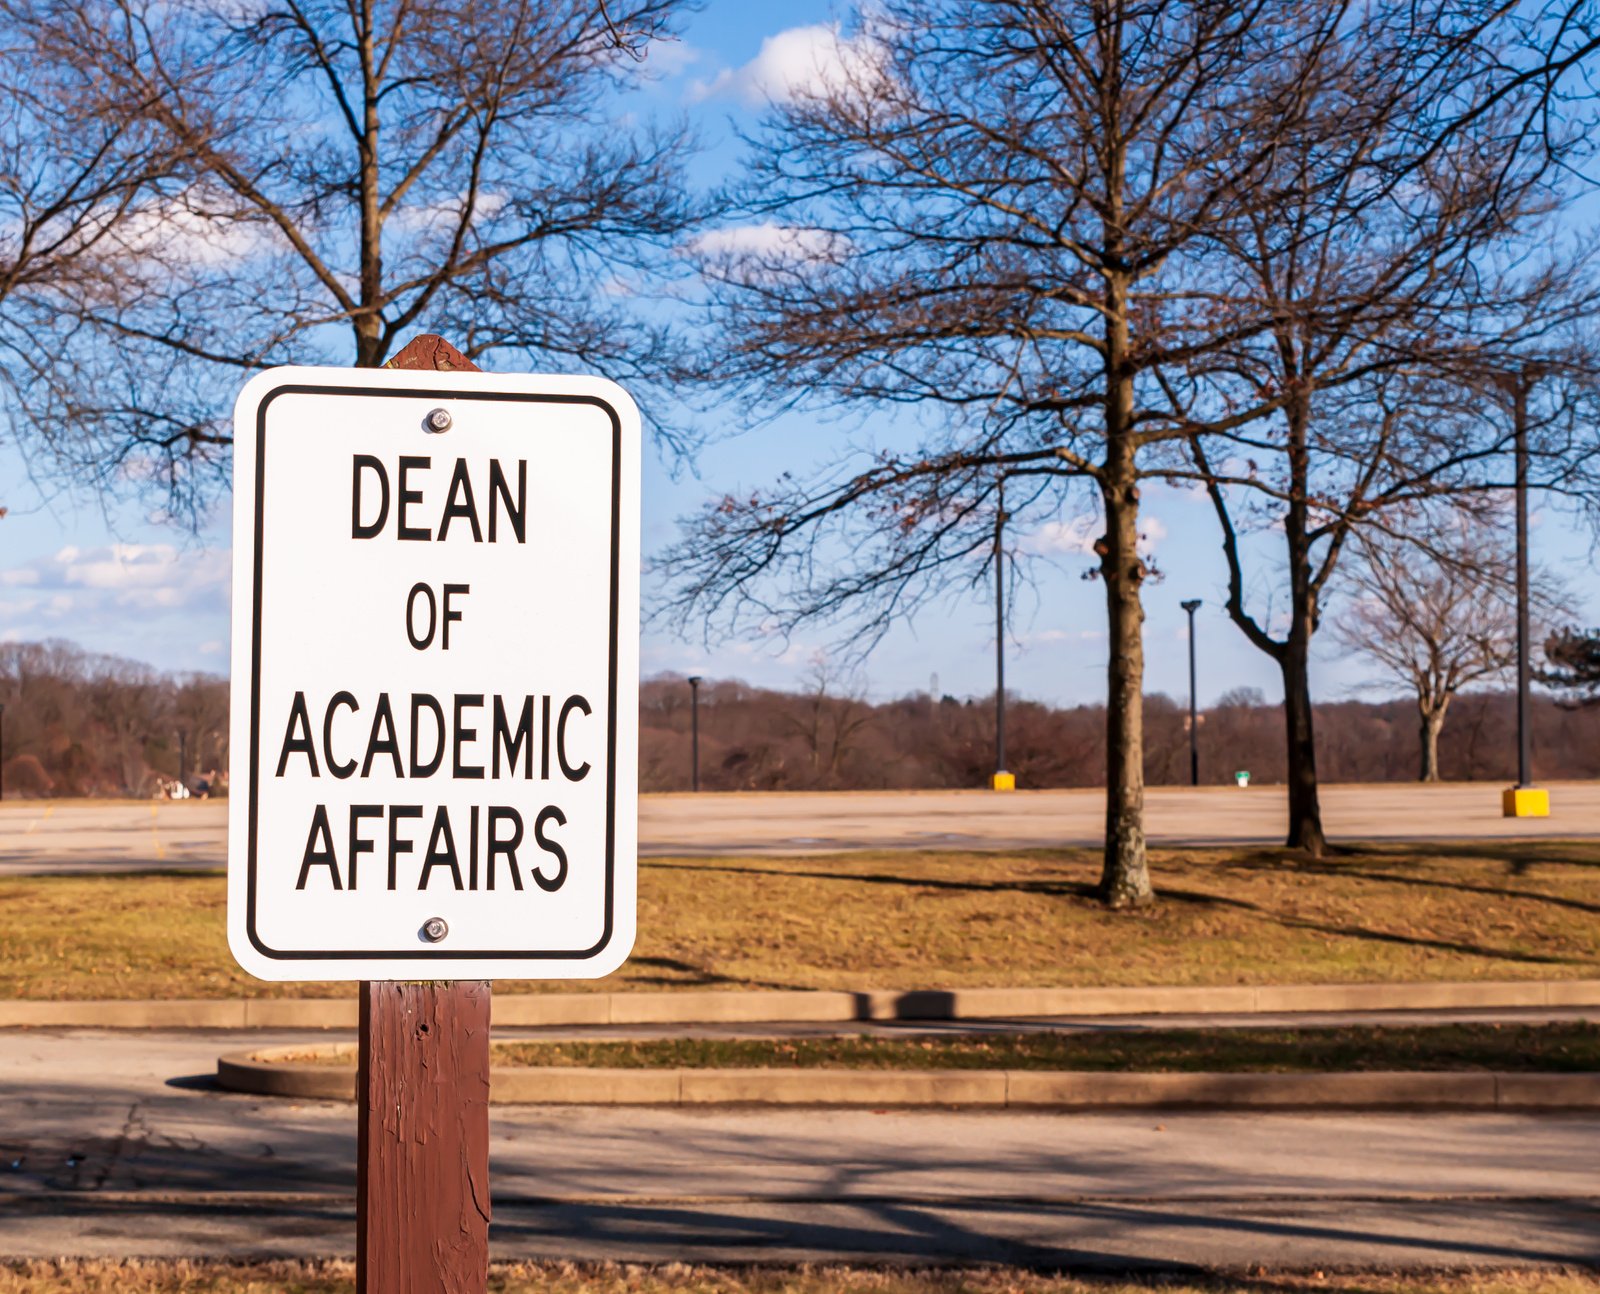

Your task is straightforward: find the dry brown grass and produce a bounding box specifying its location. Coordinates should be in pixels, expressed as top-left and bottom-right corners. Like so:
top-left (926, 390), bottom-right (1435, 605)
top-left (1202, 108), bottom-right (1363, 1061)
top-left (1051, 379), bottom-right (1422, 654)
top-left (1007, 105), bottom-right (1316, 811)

top-left (1, 1263), bottom-right (1597, 1294)
top-left (0, 840), bottom-right (1595, 999)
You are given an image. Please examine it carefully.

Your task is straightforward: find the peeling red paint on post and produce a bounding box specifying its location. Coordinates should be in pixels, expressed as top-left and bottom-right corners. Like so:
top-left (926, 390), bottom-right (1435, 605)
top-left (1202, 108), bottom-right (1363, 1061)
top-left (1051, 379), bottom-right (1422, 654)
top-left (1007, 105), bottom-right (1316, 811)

top-left (383, 332), bottom-right (477, 373)
top-left (357, 980), bottom-right (491, 1293)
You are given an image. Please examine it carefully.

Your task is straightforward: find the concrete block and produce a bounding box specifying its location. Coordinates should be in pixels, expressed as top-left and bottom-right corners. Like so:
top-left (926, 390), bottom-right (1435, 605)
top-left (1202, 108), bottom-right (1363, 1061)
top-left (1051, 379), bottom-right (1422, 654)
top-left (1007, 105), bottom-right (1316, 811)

top-left (1005, 1071), bottom-right (1100, 1105)
top-left (1543, 980), bottom-right (1600, 1007)
top-left (491, 994), bottom-right (612, 1027)
top-left (678, 1067), bottom-right (1007, 1105)
top-left (118, 999), bottom-right (248, 1028)
top-left (242, 998), bottom-right (357, 1029)
top-left (608, 990), bottom-right (859, 1025)
top-left (0, 999), bottom-right (249, 1029)
top-left (1255, 981), bottom-right (1548, 1013)
top-left (1032, 985), bottom-right (1260, 1017)
top-left (939, 988), bottom-right (1074, 1019)
top-left (1495, 1073), bottom-right (1600, 1108)
top-left (1006, 1070), bottom-right (1497, 1108)
top-left (216, 1046), bottom-right (355, 1101)
top-left (490, 1066), bottom-right (681, 1105)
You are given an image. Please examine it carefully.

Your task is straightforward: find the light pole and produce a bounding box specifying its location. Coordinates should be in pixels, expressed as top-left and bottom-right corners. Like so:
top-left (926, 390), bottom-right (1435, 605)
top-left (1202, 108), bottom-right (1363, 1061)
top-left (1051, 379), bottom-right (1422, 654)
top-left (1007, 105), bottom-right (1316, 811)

top-left (686, 676), bottom-right (702, 793)
top-left (1502, 369), bottom-right (1547, 817)
top-left (992, 480), bottom-right (1013, 790)
top-left (1181, 599), bottom-right (1202, 787)
top-left (1514, 377), bottom-right (1532, 790)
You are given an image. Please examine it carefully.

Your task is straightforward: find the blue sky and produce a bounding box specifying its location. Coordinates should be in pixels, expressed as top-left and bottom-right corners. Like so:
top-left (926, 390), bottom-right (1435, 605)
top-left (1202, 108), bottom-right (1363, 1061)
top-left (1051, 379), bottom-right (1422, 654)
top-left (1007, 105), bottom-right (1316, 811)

top-left (1, 0), bottom-right (1596, 707)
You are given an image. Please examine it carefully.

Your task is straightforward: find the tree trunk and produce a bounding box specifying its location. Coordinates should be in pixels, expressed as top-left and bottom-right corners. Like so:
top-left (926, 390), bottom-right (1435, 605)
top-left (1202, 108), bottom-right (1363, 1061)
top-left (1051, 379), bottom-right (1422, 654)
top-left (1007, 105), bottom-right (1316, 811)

top-left (1097, 451), bottom-right (1152, 908)
top-left (1094, 40), bottom-right (1150, 910)
top-left (1418, 697), bottom-right (1449, 782)
top-left (1281, 396), bottom-right (1326, 856)
top-left (1280, 629), bottom-right (1325, 855)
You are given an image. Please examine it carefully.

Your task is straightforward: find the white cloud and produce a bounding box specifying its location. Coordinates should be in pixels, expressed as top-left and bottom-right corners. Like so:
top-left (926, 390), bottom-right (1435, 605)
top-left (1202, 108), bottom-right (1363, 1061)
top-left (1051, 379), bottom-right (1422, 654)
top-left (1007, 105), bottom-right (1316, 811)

top-left (1021, 515), bottom-right (1166, 559)
top-left (0, 544), bottom-right (231, 632)
top-left (688, 23), bottom-right (884, 107)
top-left (1139, 517), bottom-right (1168, 556)
top-left (1016, 628), bottom-right (1103, 648)
top-left (107, 193), bottom-right (268, 268)
top-left (644, 37), bottom-right (700, 79)
top-left (388, 192), bottom-right (509, 238)
top-left (690, 221), bottom-right (845, 264)
top-left (1022, 516), bottom-right (1097, 557)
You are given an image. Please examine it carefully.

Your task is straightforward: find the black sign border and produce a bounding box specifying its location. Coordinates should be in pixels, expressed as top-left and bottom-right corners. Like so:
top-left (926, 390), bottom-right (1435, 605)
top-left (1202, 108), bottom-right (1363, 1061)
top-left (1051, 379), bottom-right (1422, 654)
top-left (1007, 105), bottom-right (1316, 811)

top-left (244, 381), bottom-right (623, 963)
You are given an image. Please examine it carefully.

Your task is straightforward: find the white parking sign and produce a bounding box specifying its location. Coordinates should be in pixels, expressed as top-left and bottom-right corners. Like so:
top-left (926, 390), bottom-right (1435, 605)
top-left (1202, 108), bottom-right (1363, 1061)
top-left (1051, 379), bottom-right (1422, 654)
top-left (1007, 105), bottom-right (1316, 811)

top-left (228, 366), bottom-right (639, 980)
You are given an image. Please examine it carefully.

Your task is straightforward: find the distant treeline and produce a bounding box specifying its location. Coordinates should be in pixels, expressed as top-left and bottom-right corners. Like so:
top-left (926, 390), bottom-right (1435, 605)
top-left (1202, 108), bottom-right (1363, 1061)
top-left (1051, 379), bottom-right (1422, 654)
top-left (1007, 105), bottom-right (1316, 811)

top-left (640, 674), bottom-right (1600, 793)
top-left (0, 640), bottom-right (228, 798)
top-left (3, 639), bottom-right (1597, 798)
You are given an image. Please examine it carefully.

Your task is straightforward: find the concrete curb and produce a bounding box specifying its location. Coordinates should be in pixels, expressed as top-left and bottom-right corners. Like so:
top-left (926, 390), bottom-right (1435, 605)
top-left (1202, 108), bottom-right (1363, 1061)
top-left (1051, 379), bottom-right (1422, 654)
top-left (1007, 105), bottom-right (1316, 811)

top-left (216, 1045), bottom-right (1600, 1109)
top-left (8, 978), bottom-right (1600, 1030)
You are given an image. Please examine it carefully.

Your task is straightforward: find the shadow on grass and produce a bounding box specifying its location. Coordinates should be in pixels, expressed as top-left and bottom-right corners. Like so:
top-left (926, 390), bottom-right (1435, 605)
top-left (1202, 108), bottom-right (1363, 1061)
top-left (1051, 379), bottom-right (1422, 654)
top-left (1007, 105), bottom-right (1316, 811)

top-left (662, 854), bottom-right (1595, 972)
top-left (654, 860), bottom-right (1090, 901)
top-left (1282, 863), bottom-right (1598, 917)
top-left (1163, 840), bottom-right (1600, 872)
top-left (1419, 838), bottom-right (1600, 874)
top-left (1158, 885), bottom-right (1593, 968)
top-left (617, 955), bottom-right (811, 993)
top-left (1185, 842), bottom-right (1600, 916)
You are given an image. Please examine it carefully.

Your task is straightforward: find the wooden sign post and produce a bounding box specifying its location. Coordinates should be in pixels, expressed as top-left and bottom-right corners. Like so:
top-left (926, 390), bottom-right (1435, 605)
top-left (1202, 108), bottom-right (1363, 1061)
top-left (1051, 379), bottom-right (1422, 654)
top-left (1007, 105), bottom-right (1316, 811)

top-left (357, 980), bottom-right (491, 1291)
top-left (226, 335), bottom-right (640, 1294)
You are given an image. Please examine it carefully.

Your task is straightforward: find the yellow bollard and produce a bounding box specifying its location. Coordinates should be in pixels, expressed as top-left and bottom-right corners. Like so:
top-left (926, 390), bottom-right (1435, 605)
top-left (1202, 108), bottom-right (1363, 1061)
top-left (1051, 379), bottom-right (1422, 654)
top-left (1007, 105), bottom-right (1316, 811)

top-left (1502, 787), bottom-right (1550, 818)
top-left (991, 771), bottom-right (1016, 791)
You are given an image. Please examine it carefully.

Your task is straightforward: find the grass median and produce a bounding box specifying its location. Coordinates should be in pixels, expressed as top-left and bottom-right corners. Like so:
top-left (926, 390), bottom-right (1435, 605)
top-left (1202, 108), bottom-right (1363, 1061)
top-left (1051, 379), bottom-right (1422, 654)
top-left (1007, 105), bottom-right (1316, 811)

top-left (270, 1023), bottom-right (1598, 1073)
top-left (2, 840), bottom-right (1596, 1000)
top-left (4, 1263), bottom-right (1599, 1294)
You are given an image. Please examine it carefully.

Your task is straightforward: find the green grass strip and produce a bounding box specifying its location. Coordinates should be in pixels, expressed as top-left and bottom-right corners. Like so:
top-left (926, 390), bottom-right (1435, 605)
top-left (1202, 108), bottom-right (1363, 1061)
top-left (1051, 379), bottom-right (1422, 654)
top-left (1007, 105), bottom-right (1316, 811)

top-left (485, 1022), bottom-right (1600, 1073)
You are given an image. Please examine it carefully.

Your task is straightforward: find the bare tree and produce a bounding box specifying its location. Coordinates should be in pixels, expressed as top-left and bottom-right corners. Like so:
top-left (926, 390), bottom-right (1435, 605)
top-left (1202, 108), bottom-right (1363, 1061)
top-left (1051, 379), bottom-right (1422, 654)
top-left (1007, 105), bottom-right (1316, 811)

top-left (8, 0), bottom-right (700, 516)
top-left (1539, 627), bottom-right (1600, 704)
top-left (0, 9), bottom-right (175, 502)
top-left (782, 655), bottom-right (875, 783)
top-left (663, 0), bottom-right (1376, 907)
top-left (1167, 0), bottom-right (1600, 853)
top-left (1336, 520), bottom-right (1566, 781)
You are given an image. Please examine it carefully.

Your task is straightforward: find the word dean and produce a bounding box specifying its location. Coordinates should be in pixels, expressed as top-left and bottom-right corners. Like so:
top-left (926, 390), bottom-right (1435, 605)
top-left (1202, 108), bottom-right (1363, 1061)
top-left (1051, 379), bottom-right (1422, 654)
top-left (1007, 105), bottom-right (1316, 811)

top-left (351, 453), bottom-right (527, 543)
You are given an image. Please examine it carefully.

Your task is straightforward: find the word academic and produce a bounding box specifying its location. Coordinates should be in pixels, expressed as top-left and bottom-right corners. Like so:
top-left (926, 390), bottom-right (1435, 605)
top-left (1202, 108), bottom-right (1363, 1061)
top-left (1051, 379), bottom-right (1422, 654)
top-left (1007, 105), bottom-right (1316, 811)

top-left (275, 688), bottom-right (591, 893)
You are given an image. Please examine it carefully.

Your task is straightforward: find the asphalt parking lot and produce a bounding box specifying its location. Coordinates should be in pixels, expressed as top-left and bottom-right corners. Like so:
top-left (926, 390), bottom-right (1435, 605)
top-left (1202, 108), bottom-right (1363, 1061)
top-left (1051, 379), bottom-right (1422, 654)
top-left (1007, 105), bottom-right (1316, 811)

top-left (2, 781), bottom-right (1594, 874)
